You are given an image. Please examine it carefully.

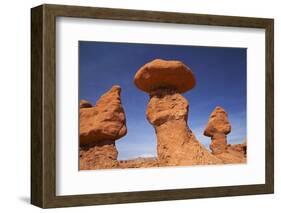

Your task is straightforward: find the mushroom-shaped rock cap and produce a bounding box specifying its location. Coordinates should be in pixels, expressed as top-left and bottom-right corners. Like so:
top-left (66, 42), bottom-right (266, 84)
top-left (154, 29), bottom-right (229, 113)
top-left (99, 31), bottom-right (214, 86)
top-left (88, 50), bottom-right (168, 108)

top-left (204, 106), bottom-right (231, 137)
top-left (134, 59), bottom-right (196, 93)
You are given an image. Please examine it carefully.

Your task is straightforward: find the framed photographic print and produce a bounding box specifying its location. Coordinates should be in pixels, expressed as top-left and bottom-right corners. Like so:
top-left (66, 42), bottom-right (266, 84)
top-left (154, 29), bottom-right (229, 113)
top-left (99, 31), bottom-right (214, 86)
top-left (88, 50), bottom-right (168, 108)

top-left (31, 4), bottom-right (274, 208)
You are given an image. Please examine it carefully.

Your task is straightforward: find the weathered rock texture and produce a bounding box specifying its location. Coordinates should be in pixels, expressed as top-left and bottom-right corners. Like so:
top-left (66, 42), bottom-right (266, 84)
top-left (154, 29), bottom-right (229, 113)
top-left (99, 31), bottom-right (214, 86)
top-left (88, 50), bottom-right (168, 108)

top-left (204, 107), bottom-right (246, 163)
top-left (119, 157), bottom-right (159, 168)
top-left (135, 59), bottom-right (221, 166)
top-left (216, 143), bottom-right (247, 164)
top-left (79, 59), bottom-right (246, 170)
top-left (80, 85), bottom-right (127, 145)
top-left (204, 106), bottom-right (231, 154)
top-left (229, 141), bottom-right (247, 157)
top-left (134, 59), bottom-right (196, 93)
top-left (79, 85), bottom-right (127, 170)
top-left (80, 141), bottom-right (119, 170)
top-left (146, 88), bottom-right (221, 166)
top-left (80, 99), bottom-right (92, 108)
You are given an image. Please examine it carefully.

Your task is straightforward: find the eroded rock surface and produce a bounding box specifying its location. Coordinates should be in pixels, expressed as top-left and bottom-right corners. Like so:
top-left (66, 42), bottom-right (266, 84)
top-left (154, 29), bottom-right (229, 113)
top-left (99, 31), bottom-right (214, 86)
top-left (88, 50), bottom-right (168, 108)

top-left (80, 99), bottom-right (92, 108)
top-left (118, 157), bottom-right (159, 168)
top-left (134, 59), bottom-right (196, 93)
top-left (80, 85), bottom-right (127, 145)
top-left (80, 140), bottom-right (119, 170)
top-left (80, 59), bottom-right (246, 170)
top-left (146, 88), bottom-right (221, 166)
top-left (229, 141), bottom-right (247, 157)
top-left (204, 107), bottom-right (231, 154)
top-left (79, 85), bottom-right (127, 170)
top-left (135, 59), bottom-right (221, 166)
top-left (204, 107), bottom-right (246, 163)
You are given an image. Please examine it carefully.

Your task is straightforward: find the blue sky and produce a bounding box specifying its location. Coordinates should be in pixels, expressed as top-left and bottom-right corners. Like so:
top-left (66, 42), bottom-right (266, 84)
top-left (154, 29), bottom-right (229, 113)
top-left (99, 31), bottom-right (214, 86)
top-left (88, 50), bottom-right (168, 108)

top-left (79, 41), bottom-right (247, 160)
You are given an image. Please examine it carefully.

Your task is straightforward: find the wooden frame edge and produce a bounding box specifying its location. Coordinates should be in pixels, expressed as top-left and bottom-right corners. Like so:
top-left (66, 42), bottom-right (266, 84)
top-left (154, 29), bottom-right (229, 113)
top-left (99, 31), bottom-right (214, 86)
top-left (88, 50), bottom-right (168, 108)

top-left (31, 5), bottom-right (44, 208)
top-left (265, 19), bottom-right (274, 194)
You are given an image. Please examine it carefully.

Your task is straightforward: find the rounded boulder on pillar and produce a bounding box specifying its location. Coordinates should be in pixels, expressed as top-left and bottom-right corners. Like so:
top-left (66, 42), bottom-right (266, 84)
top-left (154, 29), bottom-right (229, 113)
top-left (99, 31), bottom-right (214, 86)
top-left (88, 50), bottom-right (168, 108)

top-left (204, 106), bottom-right (231, 155)
top-left (204, 106), bottom-right (231, 137)
top-left (133, 59), bottom-right (222, 166)
top-left (134, 59), bottom-right (196, 93)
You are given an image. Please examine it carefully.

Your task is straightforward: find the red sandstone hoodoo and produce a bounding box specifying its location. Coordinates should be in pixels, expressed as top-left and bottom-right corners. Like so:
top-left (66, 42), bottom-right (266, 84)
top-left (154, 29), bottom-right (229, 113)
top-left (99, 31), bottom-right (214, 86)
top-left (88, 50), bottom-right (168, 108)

top-left (204, 106), bottom-right (231, 155)
top-left (204, 106), bottom-right (246, 163)
top-left (134, 59), bottom-right (221, 166)
top-left (79, 85), bottom-right (127, 170)
top-left (79, 59), bottom-right (246, 170)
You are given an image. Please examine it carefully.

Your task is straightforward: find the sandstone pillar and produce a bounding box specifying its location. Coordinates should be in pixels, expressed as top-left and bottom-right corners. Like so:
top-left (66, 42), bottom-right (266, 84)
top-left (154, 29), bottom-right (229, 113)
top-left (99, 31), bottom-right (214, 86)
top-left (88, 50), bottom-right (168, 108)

top-left (134, 59), bottom-right (221, 166)
top-left (204, 107), bottom-right (246, 163)
top-left (204, 106), bottom-right (231, 155)
top-left (79, 85), bottom-right (127, 169)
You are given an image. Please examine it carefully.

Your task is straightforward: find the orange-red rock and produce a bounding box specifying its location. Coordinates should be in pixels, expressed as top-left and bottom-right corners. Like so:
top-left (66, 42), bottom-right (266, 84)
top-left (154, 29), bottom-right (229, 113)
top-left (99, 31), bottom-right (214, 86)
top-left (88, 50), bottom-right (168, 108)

top-left (80, 59), bottom-right (247, 170)
top-left (80, 85), bottom-right (127, 145)
top-left (146, 88), bottom-right (221, 166)
top-left (80, 99), bottom-right (92, 108)
top-left (204, 106), bottom-right (231, 154)
top-left (134, 59), bottom-right (196, 93)
top-left (79, 85), bottom-right (127, 170)
top-left (204, 107), bottom-right (246, 164)
top-left (80, 141), bottom-right (119, 170)
top-left (133, 59), bottom-right (221, 166)
top-left (118, 157), bottom-right (159, 168)
top-left (213, 142), bottom-right (247, 164)
top-left (230, 141), bottom-right (247, 156)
